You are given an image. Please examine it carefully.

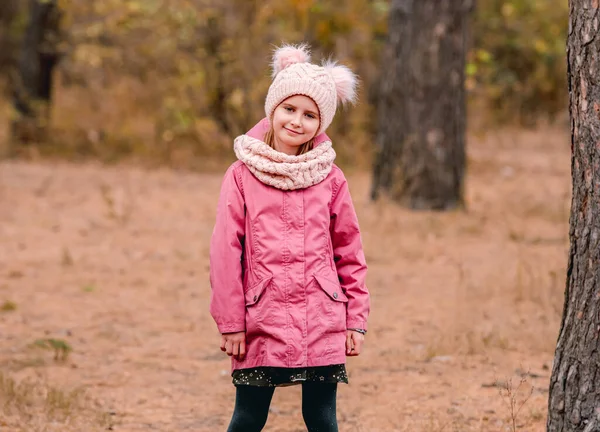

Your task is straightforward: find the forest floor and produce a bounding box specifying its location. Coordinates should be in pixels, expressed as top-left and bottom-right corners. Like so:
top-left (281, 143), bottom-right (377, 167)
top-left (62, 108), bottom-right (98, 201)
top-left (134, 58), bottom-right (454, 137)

top-left (0, 127), bottom-right (570, 431)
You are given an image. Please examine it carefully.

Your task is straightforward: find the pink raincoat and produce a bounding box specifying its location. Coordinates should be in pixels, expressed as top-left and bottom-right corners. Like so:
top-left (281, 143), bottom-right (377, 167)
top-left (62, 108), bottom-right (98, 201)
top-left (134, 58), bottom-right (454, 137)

top-left (209, 119), bottom-right (370, 370)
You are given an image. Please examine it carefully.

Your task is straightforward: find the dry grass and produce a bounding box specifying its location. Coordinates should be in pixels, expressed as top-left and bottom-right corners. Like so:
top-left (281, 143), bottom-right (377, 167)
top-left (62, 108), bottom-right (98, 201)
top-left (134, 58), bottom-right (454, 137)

top-left (0, 372), bottom-right (112, 431)
top-left (1, 300), bottom-right (17, 312)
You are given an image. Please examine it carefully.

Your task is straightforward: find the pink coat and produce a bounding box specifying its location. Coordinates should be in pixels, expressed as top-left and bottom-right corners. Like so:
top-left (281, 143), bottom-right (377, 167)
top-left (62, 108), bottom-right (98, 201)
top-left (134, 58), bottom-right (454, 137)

top-left (209, 119), bottom-right (370, 370)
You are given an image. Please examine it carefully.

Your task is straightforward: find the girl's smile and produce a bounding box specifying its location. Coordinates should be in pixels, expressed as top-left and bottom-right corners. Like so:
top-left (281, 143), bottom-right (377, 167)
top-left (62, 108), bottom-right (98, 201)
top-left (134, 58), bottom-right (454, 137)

top-left (284, 127), bottom-right (301, 135)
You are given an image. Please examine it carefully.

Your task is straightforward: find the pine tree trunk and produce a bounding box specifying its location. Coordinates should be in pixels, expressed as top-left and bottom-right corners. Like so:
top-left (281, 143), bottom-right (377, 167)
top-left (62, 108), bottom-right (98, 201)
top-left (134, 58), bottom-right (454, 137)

top-left (11, 0), bottom-right (62, 146)
top-left (547, 1), bottom-right (600, 431)
top-left (371, 0), bottom-right (471, 210)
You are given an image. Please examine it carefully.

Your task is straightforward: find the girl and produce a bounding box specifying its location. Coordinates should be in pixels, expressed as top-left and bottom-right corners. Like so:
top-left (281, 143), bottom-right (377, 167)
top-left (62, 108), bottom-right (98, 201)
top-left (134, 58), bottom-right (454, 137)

top-left (209, 44), bottom-right (370, 432)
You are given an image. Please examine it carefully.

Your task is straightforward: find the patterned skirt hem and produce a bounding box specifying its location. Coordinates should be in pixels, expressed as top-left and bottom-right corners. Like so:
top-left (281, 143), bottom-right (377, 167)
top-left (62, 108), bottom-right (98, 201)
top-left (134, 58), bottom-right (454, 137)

top-left (232, 364), bottom-right (348, 387)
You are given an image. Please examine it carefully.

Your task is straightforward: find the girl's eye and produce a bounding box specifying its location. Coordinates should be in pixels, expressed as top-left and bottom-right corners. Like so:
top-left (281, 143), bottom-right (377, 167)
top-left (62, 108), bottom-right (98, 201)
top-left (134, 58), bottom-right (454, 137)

top-left (305, 113), bottom-right (316, 119)
top-left (285, 107), bottom-right (293, 112)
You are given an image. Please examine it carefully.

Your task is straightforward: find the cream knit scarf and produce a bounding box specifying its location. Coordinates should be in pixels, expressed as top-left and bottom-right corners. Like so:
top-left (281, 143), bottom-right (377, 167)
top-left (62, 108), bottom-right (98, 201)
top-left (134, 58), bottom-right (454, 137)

top-left (233, 134), bottom-right (336, 190)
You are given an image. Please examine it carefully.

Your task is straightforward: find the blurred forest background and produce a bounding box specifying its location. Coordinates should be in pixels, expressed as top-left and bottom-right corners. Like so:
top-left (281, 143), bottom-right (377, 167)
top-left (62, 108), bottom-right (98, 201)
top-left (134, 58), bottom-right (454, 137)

top-left (0, 0), bottom-right (569, 169)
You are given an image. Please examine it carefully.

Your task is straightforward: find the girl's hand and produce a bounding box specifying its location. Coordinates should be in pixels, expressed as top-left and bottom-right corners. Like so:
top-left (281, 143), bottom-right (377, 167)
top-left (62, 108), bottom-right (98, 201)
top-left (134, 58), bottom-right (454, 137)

top-left (220, 331), bottom-right (246, 360)
top-left (346, 330), bottom-right (364, 356)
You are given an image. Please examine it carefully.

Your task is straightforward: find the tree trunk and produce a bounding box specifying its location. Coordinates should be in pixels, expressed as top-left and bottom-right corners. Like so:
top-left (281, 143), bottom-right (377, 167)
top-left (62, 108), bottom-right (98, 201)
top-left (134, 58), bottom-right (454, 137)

top-left (547, 1), bottom-right (600, 431)
top-left (0, 0), bottom-right (20, 75)
top-left (11, 0), bottom-right (62, 146)
top-left (371, 0), bottom-right (471, 210)
top-left (204, 12), bottom-right (229, 136)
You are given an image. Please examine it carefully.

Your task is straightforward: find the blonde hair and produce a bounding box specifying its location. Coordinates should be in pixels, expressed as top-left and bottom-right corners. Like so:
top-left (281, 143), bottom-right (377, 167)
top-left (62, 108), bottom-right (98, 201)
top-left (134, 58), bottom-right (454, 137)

top-left (264, 124), bottom-right (315, 156)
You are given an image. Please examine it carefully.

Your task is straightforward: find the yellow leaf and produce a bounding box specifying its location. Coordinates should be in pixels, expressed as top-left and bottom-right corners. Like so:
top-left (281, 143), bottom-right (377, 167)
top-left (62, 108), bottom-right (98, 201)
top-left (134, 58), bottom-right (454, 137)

top-left (534, 39), bottom-right (548, 54)
top-left (477, 49), bottom-right (492, 63)
top-left (127, 1), bottom-right (142, 13)
top-left (466, 63), bottom-right (478, 77)
top-left (501, 3), bottom-right (514, 18)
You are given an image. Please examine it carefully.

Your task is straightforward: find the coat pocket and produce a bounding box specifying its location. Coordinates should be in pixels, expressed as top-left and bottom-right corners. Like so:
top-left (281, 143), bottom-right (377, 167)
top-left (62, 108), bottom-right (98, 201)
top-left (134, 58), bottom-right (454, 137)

top-left (244, 275), bottom-right (273, 335)
top-left (313, 274), bottom-right (348, 303)
top-left (313, 274), bottom-right (348, 332)
top-left (245, 275), bottom-right (273, 306)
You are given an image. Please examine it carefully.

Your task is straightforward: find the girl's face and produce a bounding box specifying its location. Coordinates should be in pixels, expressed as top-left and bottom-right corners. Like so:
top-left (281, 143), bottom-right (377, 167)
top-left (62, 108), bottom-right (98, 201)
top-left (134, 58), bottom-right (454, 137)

top-left (272, 95), bottom-right (320, 155)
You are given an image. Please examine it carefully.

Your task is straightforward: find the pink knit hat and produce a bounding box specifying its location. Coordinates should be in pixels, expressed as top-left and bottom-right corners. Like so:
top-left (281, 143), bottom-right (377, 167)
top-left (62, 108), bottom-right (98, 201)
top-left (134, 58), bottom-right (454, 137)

top-left (265, 44), bottom-right (358, 135)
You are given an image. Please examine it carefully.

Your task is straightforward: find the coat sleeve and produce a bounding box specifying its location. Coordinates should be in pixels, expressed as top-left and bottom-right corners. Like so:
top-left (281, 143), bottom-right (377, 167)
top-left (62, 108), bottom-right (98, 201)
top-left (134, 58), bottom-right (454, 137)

top-left (209, 164), bottom-right (246, 334)
top-left (330, 172), bottom-right (370, 331)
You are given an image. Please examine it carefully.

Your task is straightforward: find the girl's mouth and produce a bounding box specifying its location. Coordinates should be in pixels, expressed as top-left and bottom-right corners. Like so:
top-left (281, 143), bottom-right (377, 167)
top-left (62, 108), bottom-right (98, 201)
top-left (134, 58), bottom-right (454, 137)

top-left (284, 127), bottom-right (302, 135)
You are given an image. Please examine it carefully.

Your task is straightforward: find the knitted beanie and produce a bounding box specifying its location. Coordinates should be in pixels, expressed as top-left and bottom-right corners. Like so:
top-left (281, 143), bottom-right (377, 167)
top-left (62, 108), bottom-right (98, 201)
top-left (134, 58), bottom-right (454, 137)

top-left (264, 44), bottom-right (358, 135)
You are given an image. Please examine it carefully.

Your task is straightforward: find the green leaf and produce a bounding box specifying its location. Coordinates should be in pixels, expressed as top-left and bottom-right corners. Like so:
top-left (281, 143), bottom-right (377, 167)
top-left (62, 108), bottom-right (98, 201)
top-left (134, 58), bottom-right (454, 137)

top-left (466, 62), bottom-right (478, 77)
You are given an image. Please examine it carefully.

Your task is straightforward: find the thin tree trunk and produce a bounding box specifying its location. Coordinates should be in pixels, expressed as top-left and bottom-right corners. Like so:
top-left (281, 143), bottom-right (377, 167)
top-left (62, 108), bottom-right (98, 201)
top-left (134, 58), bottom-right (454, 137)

top-left (371, 0), bottom-right (471, 210)
top-left (547, 1), bottom-right (600, 431)
top-left (11, 0), bottom-right (62, 146)
top-left (0, 0), bottom-right (20, 74)
top-left (205, 13), bottom-right (229, 135)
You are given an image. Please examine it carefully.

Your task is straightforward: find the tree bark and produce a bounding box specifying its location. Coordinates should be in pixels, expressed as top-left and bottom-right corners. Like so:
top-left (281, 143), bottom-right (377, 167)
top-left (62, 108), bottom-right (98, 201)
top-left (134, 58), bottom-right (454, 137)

top-left (11, 0), bottom-right (62, 145)
top-left (371, 0), bottom-right (471, 210)
top-left (547, 1), bottom-right (600, 431)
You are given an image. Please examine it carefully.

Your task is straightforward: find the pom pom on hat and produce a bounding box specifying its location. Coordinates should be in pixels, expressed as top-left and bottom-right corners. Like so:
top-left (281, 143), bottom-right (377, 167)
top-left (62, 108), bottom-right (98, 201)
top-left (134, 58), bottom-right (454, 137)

top-left (271, 44), bottom-right (311, 78)
top-left (323, 60), bottom-right (359, 105)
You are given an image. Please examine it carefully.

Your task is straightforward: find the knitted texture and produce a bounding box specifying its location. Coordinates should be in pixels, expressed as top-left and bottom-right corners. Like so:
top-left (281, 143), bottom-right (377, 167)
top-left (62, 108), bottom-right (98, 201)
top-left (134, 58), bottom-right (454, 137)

top-left (234, 134), bottom-right (336, 190)
top-left (265, 44), bottom-right (358, 135)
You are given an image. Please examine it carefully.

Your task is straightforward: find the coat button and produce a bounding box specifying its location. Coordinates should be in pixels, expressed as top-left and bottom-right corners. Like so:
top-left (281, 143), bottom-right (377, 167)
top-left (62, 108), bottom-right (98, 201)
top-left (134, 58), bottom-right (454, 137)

top-left (253, 295), bottom-right (258, 302)
top-left (333, 292), bottom-right (338, 299)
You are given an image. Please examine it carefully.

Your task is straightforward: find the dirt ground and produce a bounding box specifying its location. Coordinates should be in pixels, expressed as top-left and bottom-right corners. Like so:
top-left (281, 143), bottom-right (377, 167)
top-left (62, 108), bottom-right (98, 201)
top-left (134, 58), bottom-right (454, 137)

top-left (0, 127), bottom-right (570, 431)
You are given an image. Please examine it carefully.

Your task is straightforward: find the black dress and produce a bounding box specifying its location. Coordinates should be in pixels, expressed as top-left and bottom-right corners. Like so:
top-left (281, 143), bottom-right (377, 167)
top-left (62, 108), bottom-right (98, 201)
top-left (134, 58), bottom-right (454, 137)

top-left (232, 364), bottom-right (348, 387)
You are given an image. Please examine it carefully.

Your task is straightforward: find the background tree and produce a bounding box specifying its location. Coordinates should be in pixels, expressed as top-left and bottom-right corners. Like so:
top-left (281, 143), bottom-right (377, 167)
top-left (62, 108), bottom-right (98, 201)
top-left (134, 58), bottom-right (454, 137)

top-left (11, 0), bottom-right (64, 146)
top-left (0, 0), bottom-right (20, 75)
top-left (547, 0), bottom-right (600, 431)
top-left (371, 0), bottom-right (473, 210)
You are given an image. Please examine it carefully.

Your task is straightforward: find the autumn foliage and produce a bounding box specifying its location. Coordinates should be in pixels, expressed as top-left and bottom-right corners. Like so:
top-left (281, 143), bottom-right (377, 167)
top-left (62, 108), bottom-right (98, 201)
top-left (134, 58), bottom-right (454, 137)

top-left (0, 0), bottom-right (568, 167)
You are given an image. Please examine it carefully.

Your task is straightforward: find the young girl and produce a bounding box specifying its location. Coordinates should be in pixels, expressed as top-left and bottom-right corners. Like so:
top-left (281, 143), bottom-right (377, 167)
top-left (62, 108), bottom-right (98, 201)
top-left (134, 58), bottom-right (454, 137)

top-left (209, 44), bottom-right (370, 432)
